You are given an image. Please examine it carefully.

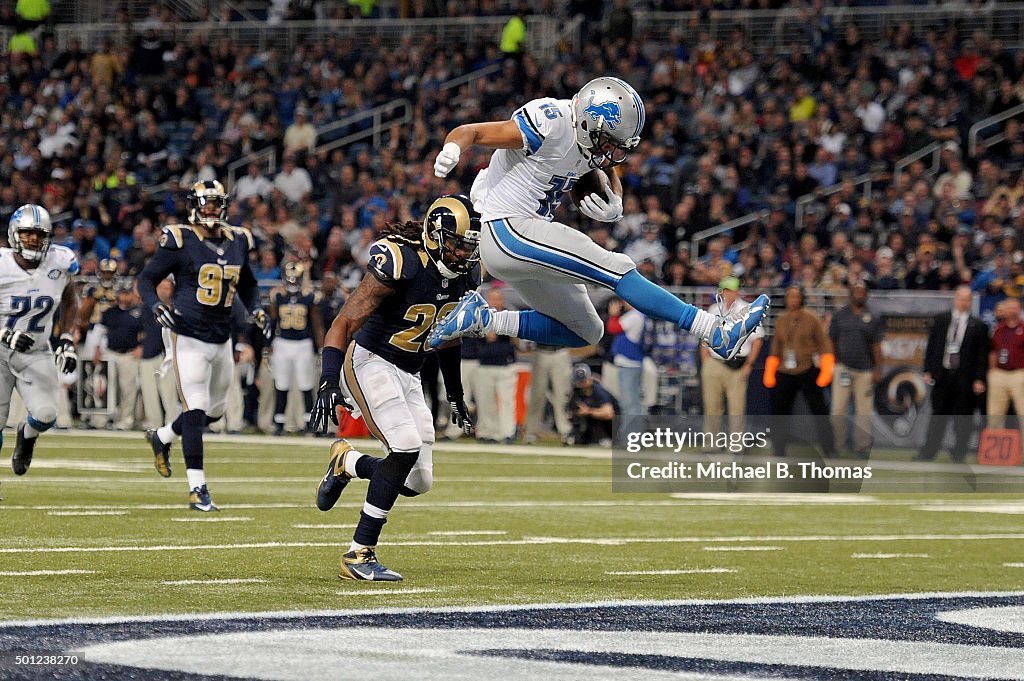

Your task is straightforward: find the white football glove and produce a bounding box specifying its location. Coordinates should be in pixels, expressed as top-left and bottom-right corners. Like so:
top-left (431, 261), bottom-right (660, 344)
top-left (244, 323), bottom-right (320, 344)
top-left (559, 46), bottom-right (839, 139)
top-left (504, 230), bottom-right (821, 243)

top-left (578, 172), bottom-right (624, 223)
top-left (54, 333), bottom-right (77, 374)
top-left (433, 142), bottom-right (461, 178)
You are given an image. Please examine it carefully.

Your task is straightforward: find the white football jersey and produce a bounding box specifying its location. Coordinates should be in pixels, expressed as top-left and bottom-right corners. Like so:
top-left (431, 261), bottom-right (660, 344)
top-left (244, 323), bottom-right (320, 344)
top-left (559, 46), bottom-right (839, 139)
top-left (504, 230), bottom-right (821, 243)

top-left (0, 246), bottom-right (79, 352)
top-left (472, 97), bottom-right (591, 223)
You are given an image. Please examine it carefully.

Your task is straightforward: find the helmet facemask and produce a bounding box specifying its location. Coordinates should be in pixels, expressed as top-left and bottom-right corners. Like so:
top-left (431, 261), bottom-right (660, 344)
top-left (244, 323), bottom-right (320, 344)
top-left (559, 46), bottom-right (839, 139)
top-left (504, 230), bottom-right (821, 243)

top-left (422, 195), bottom-right (481, 280)
top-left (188, 181), bottom-right (229, 232)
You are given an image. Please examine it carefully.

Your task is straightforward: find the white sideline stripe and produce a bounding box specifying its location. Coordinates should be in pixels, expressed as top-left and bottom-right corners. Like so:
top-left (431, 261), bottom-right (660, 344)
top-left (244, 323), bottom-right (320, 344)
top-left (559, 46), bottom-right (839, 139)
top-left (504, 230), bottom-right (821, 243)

top-left (703, 546), bottom-right (782, 552)
top-left (161, 578), bottom-right (267, 585)
top-left (428, 530), bottom-right (507, 536)
top-left (336, 587), bottom-right (440, 596)
top-left (47, 510), bottom-right (128, 517)
top-left (3, 533), bottom-right (1022, 554)
top-left (170, 517), bottom-right (253, 523)
top-left (4, 591), bottom-right (1024, 629)
top-left (605, 569), bottom-right (737, 576)
top-left (852, 553), bottom-right (930, 559)
top-left (38, 430), bottom-right (610, 459)
top-left (0, 569), bottom-right (96, 576)
top-left (916, 503), bottom-right (1024, 514)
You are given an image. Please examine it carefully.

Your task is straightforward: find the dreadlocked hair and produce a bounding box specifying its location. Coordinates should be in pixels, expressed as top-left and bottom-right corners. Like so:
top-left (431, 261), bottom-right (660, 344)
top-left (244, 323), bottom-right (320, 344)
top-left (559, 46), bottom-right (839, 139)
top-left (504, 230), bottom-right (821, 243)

top-left (378, 220), bottom-right (424, 248)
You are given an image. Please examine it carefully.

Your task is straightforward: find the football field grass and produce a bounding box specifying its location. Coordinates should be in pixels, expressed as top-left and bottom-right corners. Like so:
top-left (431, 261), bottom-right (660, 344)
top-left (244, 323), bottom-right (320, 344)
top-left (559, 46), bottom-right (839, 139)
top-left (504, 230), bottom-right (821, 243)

top-left (2, 431), bottom-right (1023, 622)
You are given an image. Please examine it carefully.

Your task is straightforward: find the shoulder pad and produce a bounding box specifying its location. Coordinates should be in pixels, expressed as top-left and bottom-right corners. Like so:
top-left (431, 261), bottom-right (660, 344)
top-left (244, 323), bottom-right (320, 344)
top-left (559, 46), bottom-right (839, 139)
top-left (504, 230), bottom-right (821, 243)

top-left (51, 246), bottom-right (79, 275)
top-left (367, 239), bottom-right (420, 285)
top-left (231, 226), bottom-right (256, 251)
top-left (159, 224), bottom-right (188, 250)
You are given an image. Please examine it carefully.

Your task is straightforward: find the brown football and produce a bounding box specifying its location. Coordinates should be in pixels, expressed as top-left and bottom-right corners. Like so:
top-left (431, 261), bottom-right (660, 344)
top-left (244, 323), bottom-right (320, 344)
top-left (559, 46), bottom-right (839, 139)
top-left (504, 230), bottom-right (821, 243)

top-left (570, 170), bottom-right (608, 207)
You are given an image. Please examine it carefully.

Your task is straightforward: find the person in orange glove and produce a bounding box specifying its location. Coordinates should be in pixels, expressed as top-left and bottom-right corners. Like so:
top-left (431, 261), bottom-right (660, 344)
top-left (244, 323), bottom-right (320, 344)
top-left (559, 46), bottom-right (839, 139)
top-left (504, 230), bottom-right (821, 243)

top-left (763, 285), bottom-right (836, 457)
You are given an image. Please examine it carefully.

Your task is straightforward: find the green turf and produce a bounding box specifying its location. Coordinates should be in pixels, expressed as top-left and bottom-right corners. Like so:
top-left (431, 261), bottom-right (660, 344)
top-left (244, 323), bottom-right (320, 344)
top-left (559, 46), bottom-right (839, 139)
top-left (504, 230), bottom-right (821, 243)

top-left (1, 433), bottom-right (1022, 621)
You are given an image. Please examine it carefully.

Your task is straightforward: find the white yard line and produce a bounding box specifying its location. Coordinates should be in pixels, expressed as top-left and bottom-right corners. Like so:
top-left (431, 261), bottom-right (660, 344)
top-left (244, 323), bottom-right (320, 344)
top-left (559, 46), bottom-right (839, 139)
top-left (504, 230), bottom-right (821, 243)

top-left (1004, 563), bottom-right (1024, 568)
top-left (161, 578), bottom-right (267, 585)
top-left (170, 517), bottom-right (254, 523)
top-left (428, 530), bottom-right (508, 536)
top-left (0, 569), bottom-right (96, 576)
top-left (335, 587), bottom-right (441, 596)
top-left (46, 510), bottom-right (128, 516)
top-left (852, 553), bottom-right (930, 559)
top-left (2, 533), bottom-right (1022, 555)
top-left (605, 568), bottom-right (737, 575)
top-left (702, 546), bottom-right (782, 552)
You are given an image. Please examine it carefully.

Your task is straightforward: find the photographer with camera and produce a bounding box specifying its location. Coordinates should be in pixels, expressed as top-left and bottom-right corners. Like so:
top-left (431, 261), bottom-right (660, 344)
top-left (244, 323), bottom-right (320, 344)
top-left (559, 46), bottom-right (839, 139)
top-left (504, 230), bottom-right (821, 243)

top-left (566, 363), bottom-right (619, 447)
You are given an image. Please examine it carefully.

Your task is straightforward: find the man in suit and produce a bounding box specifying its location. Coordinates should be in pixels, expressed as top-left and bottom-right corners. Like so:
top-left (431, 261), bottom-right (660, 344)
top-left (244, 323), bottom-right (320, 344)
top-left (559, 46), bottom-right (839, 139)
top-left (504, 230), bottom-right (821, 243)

top-left (918, 285), bottom-right (989, 462)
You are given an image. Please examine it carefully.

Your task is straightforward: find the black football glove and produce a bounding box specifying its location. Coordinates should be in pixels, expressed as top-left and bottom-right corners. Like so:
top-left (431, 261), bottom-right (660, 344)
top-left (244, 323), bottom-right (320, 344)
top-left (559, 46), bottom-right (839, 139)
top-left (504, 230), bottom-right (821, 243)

top-left (309, 378), bottom-right (354, 433)
top-left (448, 396), bottom-right (474, 436)
top-left (54, 333), bottom-right (77, 374)
top-left (0, 328), bottom-right (34, 353)
top-left (152, 302), bottom-right (176, 329)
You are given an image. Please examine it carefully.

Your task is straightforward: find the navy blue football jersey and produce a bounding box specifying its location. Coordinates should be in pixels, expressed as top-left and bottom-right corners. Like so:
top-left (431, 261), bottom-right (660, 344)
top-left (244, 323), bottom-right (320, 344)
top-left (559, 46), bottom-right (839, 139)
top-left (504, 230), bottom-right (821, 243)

top-left (271, 286), bottom-right (321, 341)
top-left (355, 238), bottom-right (480, 374)
top-left (137, 223), bottom-right (260, 344)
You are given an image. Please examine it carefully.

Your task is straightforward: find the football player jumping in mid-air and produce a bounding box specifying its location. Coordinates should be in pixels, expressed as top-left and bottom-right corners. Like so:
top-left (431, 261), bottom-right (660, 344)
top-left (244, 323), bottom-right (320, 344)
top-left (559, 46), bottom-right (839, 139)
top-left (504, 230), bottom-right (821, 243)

top-left (268, 261), bottom-right (324, 435)
top-left (429, 76), bottom-right (768, 358)
top-left (1, 205), bottom-right (80, 475)
top-left (309, 195), bottom-right (479, 582)
top-left (137, 180), bottom-right (271, 512)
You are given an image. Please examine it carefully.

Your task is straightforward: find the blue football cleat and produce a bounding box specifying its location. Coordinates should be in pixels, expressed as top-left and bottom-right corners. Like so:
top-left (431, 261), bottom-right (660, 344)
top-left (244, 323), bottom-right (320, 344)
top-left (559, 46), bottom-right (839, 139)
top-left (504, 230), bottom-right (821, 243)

top-left (338, 547), bottom-right (403, 581)
top-left (707, 293), bottom-right (770, 361)
top-left (146, 429), bottom-right (172, 478)
top-left (188, 484), bottom-right (219, 512)
top-left (315, 439), bottom-right (354, 512)
top-left (426, 291), bottom-right (491, 349)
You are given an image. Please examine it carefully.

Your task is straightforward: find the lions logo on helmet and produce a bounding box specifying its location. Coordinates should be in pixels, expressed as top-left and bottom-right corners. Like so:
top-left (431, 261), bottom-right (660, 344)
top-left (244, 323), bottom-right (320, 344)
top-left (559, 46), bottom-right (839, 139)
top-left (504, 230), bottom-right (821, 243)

top-left (422, 195), bottom-right (481, 280)
top-left (8, 204), bottom-right (53, 262)
top-left (283, 261), bottom-right (305, 290)
top-left (570, 77), bottom-right (645, 169)
top-left (187, 180), bottom-right (229, 229)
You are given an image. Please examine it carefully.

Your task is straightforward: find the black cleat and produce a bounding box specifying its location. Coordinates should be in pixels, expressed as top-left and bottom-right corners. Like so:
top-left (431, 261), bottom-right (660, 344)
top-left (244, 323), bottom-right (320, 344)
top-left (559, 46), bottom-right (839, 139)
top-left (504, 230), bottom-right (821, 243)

top-left (11, 423), bottom-right (35, 476)
top-left (315, 439), bottom-right (354, 511)
top-left (146, 429), bottom-right (172, 478)
top-left (338, 547), bottom-right (403, 581)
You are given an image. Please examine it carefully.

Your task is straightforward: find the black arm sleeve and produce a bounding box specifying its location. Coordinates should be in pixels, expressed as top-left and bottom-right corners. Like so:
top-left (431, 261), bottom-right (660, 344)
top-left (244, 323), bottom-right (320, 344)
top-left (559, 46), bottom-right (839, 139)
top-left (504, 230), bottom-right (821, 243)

top-left (236, 261), bottom-right (262, 313)
top-left (137, 247), bottom-right (180, 309)
top-left (436, 344), bottom-right (465, 399)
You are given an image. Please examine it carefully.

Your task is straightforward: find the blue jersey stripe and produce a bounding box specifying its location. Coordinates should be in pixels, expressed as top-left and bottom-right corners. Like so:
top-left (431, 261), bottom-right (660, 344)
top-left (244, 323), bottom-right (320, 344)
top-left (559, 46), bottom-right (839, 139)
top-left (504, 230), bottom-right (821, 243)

top-left (489, 219), bottom-right (619, 288)
top-left (514, 111), bottom-right (544, 155)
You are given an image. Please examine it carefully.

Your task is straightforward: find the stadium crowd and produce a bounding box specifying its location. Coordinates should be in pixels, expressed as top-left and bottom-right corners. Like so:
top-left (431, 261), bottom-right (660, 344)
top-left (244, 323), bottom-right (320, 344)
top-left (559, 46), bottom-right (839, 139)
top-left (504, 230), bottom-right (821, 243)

top-left (1, 1), bottom-right (1023, 436)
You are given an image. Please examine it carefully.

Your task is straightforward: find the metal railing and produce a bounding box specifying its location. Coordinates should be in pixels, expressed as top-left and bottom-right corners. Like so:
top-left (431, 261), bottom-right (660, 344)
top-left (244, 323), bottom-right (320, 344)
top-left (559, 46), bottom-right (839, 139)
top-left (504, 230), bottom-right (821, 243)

top-left (968, 102), bottom-right (1024, 158)
top-left (315, 99), bottom-right (414, 157)
top-left (892, 141), bottom-right (943, 185)
top-left (52, 15), bottom-right (569, 61)
top-left (226, 147), bottom-right (276, 189)
top-left (794, 172), bottom-right (875, 232)
top-left (635, 3), bottom-right (1024, 50)
top-left (690, 209), bottom-right (770, 259)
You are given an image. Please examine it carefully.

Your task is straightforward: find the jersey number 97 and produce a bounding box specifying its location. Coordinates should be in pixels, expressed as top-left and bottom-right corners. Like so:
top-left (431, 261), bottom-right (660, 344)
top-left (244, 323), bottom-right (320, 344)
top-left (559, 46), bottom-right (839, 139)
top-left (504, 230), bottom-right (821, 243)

top-left (196, 264), bottom-right (241, 307)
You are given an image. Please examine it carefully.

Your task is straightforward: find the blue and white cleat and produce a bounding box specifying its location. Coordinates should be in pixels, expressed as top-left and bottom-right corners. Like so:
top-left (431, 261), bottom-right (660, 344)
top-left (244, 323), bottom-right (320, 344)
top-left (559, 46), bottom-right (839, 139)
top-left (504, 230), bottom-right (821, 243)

top-left (707, 293), bottom-right (770, 361)
top-left (426, 290), bottom-right (491, 349)
top-left (188, 484), bottom-right (219, 512)
top-left (338, 547), bottom-right (404, 581)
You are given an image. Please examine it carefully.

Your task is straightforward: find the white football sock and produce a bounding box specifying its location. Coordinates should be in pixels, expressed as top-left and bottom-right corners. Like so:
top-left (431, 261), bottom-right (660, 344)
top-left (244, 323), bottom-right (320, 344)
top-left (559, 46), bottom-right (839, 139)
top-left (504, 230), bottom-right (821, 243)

top-left (487, 310), bottom-right (520, 336)
top-left (157, 425), bottom-right (176, 444)
top-left (23, 422), bottom-right (39, 439)
top-left (348, 542), bottom-right (369, 553)
top-left (688, 308), bottom-right (716, 341)
top-left (343, 449), bottom-right (364, 478)
top-left (186, 468), bottom-right (206, 491)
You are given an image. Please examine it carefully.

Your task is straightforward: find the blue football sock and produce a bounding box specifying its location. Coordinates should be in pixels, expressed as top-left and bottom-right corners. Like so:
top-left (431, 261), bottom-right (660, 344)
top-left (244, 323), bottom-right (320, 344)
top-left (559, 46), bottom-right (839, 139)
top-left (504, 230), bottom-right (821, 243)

top-left (614, 269), bottom-right (699, 330)
top-left (517, 311), bottom-right (590, 347)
